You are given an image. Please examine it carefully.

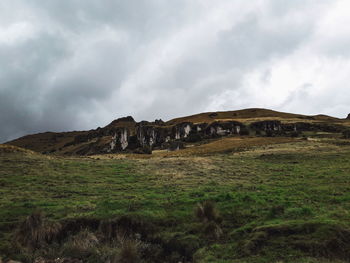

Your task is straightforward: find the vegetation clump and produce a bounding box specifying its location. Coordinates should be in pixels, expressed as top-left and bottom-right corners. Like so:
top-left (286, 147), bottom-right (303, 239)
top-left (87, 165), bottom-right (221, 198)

top-left (14, 211), bottom-right (61, 262)
top-left (111, 238), bottom-right (141, 263)
top-left (195, 201), bottom-right (223, 240)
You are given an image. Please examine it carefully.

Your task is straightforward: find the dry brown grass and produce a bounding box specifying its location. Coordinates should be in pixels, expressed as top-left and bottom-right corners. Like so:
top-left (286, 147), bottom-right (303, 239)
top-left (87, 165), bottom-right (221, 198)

top-left (165, 108), bottom-right (342, 125)
top-left (7, 131), bottom-right (83, 153)
top-left (154, 136), bottom-right (296, 157)
top-left (112, 238), bottom-right (141, 263)
top-left (0, 144), bottom-right (36, 154)
top-left (14, 211), bottom-right (61, 259)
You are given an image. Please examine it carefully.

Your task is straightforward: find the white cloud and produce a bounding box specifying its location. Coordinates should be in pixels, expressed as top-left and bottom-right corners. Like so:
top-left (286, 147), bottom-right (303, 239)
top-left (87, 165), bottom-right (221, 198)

top-left (0, 22), bottom-right (36, 44)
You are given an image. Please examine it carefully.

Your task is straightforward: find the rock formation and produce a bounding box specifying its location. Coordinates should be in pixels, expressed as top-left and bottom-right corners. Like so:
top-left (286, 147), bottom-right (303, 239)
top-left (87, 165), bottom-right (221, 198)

top-left (7, 108), bottom-right (349, 155)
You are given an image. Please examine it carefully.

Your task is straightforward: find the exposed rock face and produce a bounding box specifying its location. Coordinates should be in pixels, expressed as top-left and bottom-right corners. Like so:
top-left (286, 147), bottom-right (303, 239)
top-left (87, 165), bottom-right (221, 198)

top-left (60, 115), bottom-right (347, 155)
top-left (22, 113), bottom-right (348, 155)
top-left (61, 119), bottom-right (247, 155)
top-left (251, 120), bottom-right (282, 132)
top-left (9, 108), bottom-right (349, 156)
top-left (347, 114), bottom-right (350, 120)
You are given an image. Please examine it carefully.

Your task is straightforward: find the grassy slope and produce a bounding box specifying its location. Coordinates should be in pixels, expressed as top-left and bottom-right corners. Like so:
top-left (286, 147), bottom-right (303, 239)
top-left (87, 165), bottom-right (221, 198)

top-left (1, 139), bottom-right (350, 262)
top-left (6, 131), bottom-right (85, 153)
top-left (165, 108), bottom-right (343, 125)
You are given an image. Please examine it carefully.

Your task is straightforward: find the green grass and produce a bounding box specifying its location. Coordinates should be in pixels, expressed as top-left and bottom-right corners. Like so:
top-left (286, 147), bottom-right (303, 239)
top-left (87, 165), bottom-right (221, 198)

top-left (1, 140), bottom-right (350, 262)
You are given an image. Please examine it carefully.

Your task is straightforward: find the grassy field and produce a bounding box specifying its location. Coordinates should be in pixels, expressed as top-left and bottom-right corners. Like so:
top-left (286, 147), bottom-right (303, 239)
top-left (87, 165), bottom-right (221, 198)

top-left (1, 138), bottom-right (350, 262)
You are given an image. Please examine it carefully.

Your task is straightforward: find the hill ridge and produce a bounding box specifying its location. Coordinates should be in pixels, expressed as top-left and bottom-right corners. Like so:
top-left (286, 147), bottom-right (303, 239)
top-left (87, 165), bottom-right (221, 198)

top-left (6, 108), bottom-right (349, 155)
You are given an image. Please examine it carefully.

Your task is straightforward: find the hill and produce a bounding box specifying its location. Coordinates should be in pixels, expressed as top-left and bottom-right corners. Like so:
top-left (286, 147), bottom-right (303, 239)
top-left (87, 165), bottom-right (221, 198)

top-left (6, 108), bottom-right (350, 156)
top-left (165, 108), bottom-right (340, 125)
top-left (2, 132), bottom-right (350, 262)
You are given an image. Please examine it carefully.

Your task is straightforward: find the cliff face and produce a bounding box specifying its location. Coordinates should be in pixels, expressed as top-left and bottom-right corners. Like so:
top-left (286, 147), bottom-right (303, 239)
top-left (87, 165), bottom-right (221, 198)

top-left (6, 108), bottom-right (349, 155)
top-left (54, 118), bottom-right (345, 155)
top-left (66, 118), bottom-right (245, 155)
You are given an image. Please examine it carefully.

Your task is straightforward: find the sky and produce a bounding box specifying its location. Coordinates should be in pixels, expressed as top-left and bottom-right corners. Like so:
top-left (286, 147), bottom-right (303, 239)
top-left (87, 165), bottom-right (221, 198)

top-left (1, 0), bottom-right (350, 142)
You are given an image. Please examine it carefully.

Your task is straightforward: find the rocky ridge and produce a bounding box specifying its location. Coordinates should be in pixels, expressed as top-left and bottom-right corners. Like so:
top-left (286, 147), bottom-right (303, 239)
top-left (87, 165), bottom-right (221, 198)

top-left (6, 108), bottom-right (350, 155)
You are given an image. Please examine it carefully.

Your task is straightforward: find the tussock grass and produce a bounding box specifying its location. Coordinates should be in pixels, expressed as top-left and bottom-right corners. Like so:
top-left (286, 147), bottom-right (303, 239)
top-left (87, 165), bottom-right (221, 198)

top-left (14, 211), bottom-right (61, 262)
top-left (111, 238), bottom-right (141, 263)
top-left (195, 201), bottom-right (220, 223)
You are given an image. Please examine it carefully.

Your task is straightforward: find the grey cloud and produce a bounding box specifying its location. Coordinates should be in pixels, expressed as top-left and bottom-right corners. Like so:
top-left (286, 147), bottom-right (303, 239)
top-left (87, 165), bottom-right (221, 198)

top-left (0, 0), bottom-right (349, 143)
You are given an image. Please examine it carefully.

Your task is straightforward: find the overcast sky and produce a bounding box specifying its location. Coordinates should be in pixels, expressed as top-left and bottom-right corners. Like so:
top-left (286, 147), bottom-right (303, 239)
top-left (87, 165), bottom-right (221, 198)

top-left (1, 0), bottom-right (350, 142)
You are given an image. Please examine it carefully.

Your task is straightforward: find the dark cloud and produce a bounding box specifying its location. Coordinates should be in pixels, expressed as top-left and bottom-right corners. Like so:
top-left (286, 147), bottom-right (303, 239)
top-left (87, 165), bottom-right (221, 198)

top-left (0, 0), bottom-right (349, 142)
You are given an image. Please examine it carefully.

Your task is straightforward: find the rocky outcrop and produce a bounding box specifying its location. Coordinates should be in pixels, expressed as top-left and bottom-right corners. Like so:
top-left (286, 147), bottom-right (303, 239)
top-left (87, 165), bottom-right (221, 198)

top-left (60, 115), bottom-right (348, 155)
top-left (251, 121), bottom-right (282, 132)
top-left (33, 113), bottom-right (349, 155)
top-left (60, 119), bottom-right (247, 155)
top-left (8, 108), bottom-right (349, 155)
top-left (250, 120), bottom-right (344, 136)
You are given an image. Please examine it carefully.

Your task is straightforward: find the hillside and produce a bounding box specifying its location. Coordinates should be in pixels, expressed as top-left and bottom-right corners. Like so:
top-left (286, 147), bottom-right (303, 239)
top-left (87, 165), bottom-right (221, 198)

top-left (6, 108), bottom-right (350, 156)
top-left (2, 109), bottom-right (350, 262)
top-left (165, 108), bottom-right (341, 125)
top-left (2, 134), bottom-right (350, 262)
